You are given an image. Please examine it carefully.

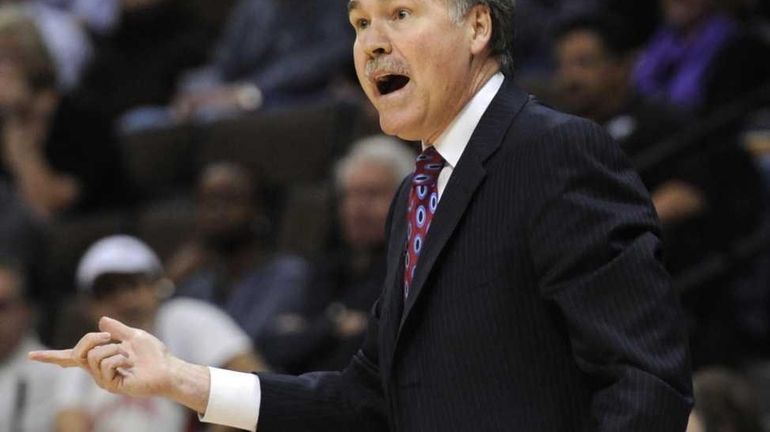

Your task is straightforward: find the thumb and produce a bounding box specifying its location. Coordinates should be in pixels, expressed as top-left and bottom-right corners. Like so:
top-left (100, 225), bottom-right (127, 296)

top-left (98, 316), bottom-right (137, 341)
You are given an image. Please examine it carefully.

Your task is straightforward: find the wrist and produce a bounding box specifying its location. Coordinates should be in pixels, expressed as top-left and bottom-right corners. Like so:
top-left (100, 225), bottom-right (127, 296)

top-left (164, 356), bottom-right (211, 414)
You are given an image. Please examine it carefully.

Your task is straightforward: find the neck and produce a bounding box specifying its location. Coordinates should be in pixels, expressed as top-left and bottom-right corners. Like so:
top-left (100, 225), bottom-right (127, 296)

top-left (424, 60), bottom-right (500, 145)
top-left (593, 84), bottom-right (631, 123)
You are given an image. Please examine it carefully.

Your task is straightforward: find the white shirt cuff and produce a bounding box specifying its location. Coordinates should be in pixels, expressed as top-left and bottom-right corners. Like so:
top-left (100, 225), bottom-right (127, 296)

top-left (199, 367), bottom-right (261, 431)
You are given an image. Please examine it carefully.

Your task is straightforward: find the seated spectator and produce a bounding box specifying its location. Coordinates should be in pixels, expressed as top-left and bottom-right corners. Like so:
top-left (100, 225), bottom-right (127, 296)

top-left (262, 136), bottom-right (415, 373)
top-left (687, 368), bottom-right (763, 432)
top-left (72, 0), bottom-right (212, 127)
top-left (0, 258), bottom-right (61, 432)
top-left (553, 11), bottom-right (767, 368)
top-left (513, 0), bottom-right (657, 90)
top-left (513, 0), bottom-right (600, 76)
top-left (0, 6), bottom-right (125, 217)
top-left (167, 163), bottom-right (311, 370)
top-left (170, 0), bottom-right (352, 122)
top-left (54, 235), bottom-right (265, 432)
top-left (553, 12), bottom-right (704, 226)
top-left (634, 0), bottom-right (770, 114)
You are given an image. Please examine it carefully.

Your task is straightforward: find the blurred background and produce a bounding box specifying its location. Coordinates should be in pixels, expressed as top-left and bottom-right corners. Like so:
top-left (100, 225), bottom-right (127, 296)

top-left (1, 0), bottom-right (770, 431)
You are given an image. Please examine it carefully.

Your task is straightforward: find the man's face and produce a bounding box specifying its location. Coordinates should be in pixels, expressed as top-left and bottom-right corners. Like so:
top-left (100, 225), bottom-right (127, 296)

top-left (91, 275), bottom-right (159, 331)
top-left (662, 0), bottom-right (712, 29)
top-left (196, 170), bottom-right (256, 252)
top-left (555, 30), bottom-right (626, 120)
top-left (349, 0), bottom-right (479, 142)
top-left (339, 160), bottom-right (399, 250)
top-left (0, 269), bottom-right (29, 361)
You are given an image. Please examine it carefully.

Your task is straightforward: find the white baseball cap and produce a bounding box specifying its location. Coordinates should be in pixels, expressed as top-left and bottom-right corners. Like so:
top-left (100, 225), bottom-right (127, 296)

top-left (76, 235), bottom-right (163, 292)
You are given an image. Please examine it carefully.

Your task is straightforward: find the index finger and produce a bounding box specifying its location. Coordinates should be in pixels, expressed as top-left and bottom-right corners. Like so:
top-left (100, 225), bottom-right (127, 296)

top-left (28, 349), bottom-right (80, 368)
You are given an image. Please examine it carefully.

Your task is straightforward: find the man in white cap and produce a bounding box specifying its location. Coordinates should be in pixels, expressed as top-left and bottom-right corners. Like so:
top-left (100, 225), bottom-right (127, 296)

top-left (53, 235), bottom-right (266, 432)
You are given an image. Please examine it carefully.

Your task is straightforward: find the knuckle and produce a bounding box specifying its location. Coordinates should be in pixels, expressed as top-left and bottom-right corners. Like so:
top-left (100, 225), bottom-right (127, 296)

top-left (86, 348), bottom-right (99, 364)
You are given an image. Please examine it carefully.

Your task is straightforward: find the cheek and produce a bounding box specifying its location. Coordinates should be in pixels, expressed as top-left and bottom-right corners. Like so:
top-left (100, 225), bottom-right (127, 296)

top-left (353, 49), bottom-right (370, 89)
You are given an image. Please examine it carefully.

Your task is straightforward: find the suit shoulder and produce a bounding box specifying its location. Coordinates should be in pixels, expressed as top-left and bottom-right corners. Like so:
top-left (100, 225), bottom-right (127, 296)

top-left (508, 99), bottom-right (620, 161)
top-left (521, 100), bottom-right (606, 141)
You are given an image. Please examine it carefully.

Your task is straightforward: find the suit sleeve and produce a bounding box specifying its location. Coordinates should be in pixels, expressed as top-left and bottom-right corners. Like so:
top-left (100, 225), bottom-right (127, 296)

top-left (526, 118), bottom-right (694, 431)
top-left (256, 298), bottom-right (388, 432)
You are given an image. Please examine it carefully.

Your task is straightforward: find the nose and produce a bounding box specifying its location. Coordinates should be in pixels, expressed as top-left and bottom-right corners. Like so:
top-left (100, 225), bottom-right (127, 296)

top-left (359, 21), bottom-right (392, 58)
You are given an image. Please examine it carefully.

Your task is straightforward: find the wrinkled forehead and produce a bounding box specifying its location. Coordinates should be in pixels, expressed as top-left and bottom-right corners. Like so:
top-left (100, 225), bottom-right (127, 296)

top-left (348, 0), bottom-right (445, 14)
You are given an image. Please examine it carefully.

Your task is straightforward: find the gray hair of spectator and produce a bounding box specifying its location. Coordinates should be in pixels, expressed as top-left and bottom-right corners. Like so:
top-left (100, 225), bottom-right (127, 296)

top-left (0, 257), bottom-right (29, 303)
top-left (0, 5), bottom-right (57, 92)
top-left (335, 136), bottom-right (417, 190)
top-left (447, 0), bottom-right (516, 76)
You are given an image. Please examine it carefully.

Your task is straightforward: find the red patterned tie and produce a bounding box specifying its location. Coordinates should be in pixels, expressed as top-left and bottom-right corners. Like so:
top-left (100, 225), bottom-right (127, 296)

top-left (404, 146), bottom-right (445, 298)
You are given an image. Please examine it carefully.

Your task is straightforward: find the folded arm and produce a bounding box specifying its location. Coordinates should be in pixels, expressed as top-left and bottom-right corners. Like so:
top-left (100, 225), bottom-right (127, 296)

top-left (528, 118), bottom-right (694, 431)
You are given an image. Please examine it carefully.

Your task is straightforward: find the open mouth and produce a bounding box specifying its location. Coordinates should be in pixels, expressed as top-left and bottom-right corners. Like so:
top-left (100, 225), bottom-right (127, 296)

top-left (376, 74), bottom-right (410, 96)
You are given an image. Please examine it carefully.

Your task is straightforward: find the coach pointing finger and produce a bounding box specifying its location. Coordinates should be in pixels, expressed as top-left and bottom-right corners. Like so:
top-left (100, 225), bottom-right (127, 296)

top-left (30, 317), bottom-right (211, 414)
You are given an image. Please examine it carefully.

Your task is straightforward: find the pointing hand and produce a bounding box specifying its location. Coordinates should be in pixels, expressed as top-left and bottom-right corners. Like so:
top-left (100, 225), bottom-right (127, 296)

top-left (30, 317), bottom-right (174, 398)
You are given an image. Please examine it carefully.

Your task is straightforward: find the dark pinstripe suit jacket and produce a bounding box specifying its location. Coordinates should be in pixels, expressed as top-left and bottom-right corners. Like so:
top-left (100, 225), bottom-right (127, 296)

top-left (257, 79), bottom-right (693, 431)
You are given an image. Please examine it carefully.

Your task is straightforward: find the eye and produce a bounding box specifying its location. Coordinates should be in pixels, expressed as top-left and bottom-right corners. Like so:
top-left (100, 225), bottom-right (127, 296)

top-left (394, 8), bottom-right (410, 20)
top-left (354, 18), bottom-right (370, 30)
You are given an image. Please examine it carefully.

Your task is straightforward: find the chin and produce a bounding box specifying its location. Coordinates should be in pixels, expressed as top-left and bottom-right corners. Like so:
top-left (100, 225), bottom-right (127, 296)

top-left (378, 116), bottom-right (421, 141)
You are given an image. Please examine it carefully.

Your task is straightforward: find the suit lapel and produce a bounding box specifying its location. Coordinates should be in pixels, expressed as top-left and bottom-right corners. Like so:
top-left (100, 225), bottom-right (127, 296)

top-left (396, 80), bottom-right (531, 335)
top-left (380, 176), bottom-right (411, 380)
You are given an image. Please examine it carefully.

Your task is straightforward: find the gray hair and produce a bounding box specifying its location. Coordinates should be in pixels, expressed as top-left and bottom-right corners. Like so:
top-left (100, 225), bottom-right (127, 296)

top-left (447, 0), bottom-right (516, 76)
top-left (335, 135), bottom-right (417, 190)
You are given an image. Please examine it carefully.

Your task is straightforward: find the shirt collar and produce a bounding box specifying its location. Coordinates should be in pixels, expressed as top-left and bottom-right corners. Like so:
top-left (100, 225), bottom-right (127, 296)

top-left (423, 72), bottom-right (505, 168)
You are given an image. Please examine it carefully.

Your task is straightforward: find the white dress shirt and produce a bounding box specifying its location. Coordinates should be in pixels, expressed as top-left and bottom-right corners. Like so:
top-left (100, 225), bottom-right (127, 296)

top-left (199, 72), bottom-right (506, 432)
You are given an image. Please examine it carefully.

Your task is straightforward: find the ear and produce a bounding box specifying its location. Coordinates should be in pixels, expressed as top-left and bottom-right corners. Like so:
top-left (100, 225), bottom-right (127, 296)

top-left (467, 3), bottom-right (493, 56)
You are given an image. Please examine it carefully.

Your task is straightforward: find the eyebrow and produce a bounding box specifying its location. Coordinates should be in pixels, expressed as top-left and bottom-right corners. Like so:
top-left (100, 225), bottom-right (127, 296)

top-left (348, 0), bottom-right (401, 15)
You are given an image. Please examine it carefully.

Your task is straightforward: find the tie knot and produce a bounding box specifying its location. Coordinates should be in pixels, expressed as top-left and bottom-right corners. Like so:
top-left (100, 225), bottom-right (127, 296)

top-left (413, 146), bottom-right (445, 186)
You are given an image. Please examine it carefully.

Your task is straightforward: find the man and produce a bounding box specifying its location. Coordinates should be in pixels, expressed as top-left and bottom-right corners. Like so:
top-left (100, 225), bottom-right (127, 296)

top-left (53, 235), bottom-right (266, 432)
top-left (635, 0), bottom-right (770, 114)
top-left (71, 0), bottom-right (211, 127)
top-left (554, 11), bottom-right (767, 368)
top-left (0, 6), bottom-right (124, 217)
top-left (302, 136), bottom-right (414, 370)
top-left (171, 0), bottom-right (352, 120)
top-left (553, 12), bottom-right (706, 240)
top-left (31, 1), bottom-right (693, 431)
top-left (0, 259), bottom-right (60, 432)
top-left (166, 162), bottom-right (311, 371)
top-left (265, 135), bottom-right (415, 373)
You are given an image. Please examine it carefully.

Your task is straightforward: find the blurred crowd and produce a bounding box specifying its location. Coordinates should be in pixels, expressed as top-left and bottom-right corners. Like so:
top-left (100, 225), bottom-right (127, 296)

top-left (1, 0), bottom-right (770, 430)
